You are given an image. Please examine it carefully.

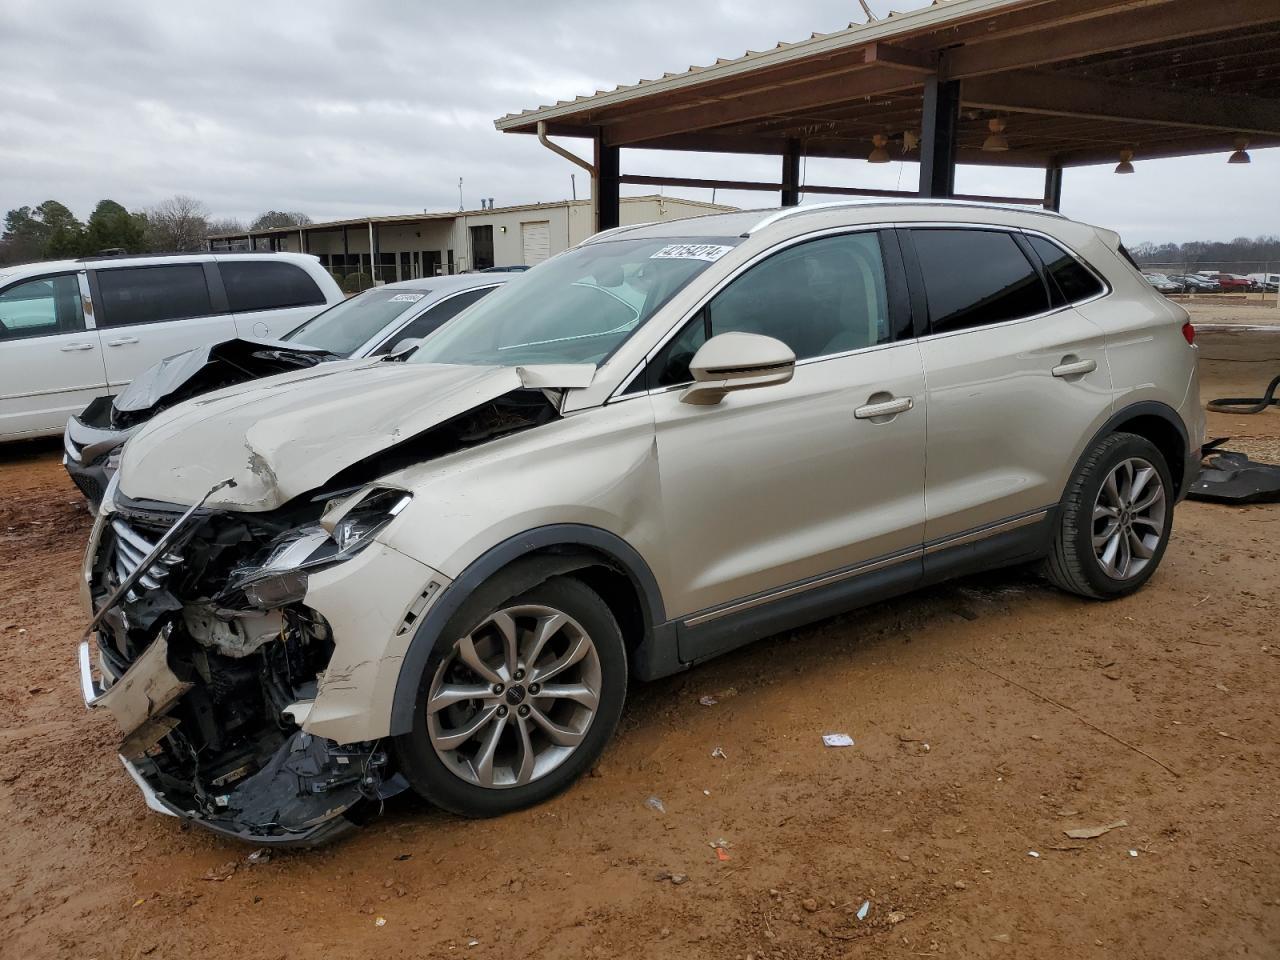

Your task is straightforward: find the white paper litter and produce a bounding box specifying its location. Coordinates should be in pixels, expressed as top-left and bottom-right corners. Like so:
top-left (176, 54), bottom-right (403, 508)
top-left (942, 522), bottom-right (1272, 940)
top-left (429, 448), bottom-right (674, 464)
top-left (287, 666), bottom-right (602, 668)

top-left (822, 733), bottom-right (855, 748)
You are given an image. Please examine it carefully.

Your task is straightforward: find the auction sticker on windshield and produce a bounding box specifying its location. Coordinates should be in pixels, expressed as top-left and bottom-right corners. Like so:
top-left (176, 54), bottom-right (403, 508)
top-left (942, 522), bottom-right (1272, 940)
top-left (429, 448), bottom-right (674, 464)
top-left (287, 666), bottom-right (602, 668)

top-left (389, 293), bottom-right (426, 303)
top-left (650, 243), bottom-right (734, 262)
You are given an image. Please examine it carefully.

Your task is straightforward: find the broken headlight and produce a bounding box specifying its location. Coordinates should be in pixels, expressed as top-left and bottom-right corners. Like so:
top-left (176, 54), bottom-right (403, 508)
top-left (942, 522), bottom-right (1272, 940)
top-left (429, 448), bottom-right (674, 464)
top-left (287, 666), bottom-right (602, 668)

top-left (232, 487), bottom-right (412, 609)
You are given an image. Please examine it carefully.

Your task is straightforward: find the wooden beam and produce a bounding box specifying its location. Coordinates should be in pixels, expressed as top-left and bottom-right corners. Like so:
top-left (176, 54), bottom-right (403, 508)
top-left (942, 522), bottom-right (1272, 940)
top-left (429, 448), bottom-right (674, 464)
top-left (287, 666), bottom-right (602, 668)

top-left (1054, 134), bottom-right (1280, 167)
top-left (603, 65), bottom-right (923, 146)
top-left (617, 174), bottom-right (1043, 204)
top-left (944, 0), bottom-right (1279, 80)
top-left (865, 42), bottom-right (936, 74)
top-left (962, 69), bottom-right (1280, 136)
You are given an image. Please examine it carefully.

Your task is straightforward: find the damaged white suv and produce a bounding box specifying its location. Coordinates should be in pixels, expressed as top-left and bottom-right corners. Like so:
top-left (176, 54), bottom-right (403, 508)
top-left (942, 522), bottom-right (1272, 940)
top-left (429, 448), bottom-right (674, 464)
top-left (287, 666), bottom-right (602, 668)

top-left (79, 202), bottom-right (1203, 844)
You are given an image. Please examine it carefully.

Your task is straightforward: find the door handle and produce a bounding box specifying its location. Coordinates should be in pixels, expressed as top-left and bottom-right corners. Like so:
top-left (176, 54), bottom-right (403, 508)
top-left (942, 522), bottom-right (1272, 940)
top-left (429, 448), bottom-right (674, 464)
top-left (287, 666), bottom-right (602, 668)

top-left (855, 396), bottom-right (913, 420)
top-left (60, 342), bottom-right (96, 352)
top-left (106, 336), bottom-right (139, 347)
top-left (1051, 357), bottom-right (1097, 378)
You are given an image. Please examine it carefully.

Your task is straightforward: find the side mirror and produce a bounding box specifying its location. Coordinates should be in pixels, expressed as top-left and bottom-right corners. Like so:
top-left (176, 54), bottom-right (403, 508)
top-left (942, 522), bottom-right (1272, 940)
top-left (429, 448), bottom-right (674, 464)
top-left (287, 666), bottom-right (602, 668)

top-left (680, 332), bottom-right (795, 405)
top-left (388, 337), bottom-right (423, 357)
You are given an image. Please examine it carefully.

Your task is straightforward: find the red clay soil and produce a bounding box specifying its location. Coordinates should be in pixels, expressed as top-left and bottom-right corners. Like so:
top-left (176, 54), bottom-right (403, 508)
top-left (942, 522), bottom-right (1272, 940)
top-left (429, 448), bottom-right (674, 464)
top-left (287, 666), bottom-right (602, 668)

top-left (1, 341), bottom-right (1278, 960)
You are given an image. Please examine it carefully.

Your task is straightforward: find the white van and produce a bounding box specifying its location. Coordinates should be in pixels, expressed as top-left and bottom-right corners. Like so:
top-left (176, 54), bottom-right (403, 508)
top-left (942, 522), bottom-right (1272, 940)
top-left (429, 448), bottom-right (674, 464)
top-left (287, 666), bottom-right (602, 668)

top-left (0, 252), bottom-right (342, 441)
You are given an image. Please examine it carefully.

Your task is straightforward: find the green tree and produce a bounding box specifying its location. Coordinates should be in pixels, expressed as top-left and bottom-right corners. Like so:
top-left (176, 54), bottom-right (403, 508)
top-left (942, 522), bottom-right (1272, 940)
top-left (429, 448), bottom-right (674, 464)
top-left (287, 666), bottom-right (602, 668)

top-left (84, 199), bottom-right (146, 253)
top-left (0, 200), bottom-right (86, 263)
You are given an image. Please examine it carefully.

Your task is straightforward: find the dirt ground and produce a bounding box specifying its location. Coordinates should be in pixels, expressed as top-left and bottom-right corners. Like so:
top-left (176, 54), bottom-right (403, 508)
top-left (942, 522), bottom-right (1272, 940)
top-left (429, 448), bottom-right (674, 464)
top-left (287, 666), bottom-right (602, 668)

top-left (2, 316), bottom-right (1278, 960)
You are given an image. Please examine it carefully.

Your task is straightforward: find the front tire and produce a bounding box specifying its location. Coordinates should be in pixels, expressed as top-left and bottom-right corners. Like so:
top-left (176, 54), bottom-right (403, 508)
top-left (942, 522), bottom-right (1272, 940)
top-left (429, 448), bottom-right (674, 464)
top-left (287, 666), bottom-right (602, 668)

top-left (1044, 432), bottom-right (1174, 599)
top-left (393, 571), bottom-right (627, 818)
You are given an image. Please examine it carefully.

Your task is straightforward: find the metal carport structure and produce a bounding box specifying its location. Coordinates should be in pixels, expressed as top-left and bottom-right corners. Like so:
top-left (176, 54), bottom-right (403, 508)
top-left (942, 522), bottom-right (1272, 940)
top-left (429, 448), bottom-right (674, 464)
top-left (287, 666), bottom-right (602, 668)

top-left (495, 0), bottom-right (1280, 229)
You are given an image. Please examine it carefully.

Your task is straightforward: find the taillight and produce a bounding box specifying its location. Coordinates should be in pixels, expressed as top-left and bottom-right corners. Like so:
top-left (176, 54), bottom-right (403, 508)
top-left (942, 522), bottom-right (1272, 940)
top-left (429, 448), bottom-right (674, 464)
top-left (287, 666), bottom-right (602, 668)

top-left (1181, 321), bottom-right (1196, 345)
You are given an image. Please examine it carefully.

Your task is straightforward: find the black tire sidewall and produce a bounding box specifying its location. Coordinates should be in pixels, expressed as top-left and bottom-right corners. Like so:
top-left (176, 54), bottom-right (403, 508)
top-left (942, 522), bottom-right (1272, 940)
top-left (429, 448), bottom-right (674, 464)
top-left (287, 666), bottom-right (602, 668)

top-left (1068, 434), bottom-right (1174, 598)
top-left (393, 574), bottom-right (627, 818)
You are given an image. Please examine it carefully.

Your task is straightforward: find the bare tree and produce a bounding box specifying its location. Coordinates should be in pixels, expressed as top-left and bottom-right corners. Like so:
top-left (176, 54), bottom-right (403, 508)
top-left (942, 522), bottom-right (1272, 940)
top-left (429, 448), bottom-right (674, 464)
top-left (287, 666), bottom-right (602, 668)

top-left (251, 210), bottom-right (313, 231)
top-left (144, 195), bottom-right (210, 251)
top-left (206, 217), bottom-right (247, 236)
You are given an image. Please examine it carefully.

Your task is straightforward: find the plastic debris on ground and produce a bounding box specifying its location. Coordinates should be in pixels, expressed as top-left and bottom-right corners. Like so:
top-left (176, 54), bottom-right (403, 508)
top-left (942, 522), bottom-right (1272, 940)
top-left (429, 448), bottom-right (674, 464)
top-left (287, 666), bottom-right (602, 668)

top-left (856, 901), bottom-right (871, 920)
top-left (247, 849), bottom-right (270, 864)
top-left (374, 917), bottom-right (387, 928)
top-left (1063, 819), bottom-right (1127, 839)
top-left (822, 733), bottom-right (855, 748)
top-left (699, 695), bottom-right (718, 706)
top-left (711, 746), bottom-right (727, 759)
top-left (1028, 851), bottom-right (1041, 858)
top-left (1129, 850), bottom-right (1139, 857)
top-left (646, 795), bottom-right (666, 813)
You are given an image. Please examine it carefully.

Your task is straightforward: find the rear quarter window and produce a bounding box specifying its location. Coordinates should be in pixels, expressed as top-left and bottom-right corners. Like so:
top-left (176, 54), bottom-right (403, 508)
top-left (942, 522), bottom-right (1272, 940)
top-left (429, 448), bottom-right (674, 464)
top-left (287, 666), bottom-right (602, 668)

top-left (1025, 235), bottom-right (1106, 306)
top-left (220, 260), bottom-right (325, 313)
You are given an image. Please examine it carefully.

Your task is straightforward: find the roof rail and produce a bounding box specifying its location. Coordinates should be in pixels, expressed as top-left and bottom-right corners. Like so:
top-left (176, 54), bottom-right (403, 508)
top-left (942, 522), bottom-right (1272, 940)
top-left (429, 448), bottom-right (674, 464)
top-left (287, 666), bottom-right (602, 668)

top-left (579, 219), bottom-right (660, 245)
top-left (745, 198), bottom-right (1063, 235)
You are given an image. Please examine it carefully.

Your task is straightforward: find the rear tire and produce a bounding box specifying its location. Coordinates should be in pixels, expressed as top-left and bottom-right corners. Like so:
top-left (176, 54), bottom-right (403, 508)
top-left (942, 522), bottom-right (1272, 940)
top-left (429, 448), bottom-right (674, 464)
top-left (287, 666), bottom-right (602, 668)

top-left (393, 571), bottom-right (626, 818)
top-left (1043, 432), bottom-right (1174, 599)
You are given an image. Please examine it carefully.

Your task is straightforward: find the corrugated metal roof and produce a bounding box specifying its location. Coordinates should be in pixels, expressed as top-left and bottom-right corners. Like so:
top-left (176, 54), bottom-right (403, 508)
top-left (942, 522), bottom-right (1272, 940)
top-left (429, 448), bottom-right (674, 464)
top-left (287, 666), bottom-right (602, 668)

top-left (494, 0), bottom-right (1035, 130)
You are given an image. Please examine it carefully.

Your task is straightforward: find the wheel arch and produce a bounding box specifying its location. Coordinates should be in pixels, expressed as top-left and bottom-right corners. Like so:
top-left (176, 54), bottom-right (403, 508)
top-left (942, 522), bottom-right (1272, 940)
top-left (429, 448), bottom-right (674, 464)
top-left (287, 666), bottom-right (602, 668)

top-left (388, 524), bottom-right (666, 736)
top-left (1092, 400), bottom-right (1190, 495)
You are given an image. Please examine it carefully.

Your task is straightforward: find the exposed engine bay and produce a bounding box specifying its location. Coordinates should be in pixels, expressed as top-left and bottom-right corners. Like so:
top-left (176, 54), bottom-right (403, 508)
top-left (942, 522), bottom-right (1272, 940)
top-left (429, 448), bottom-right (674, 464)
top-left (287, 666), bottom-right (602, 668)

top-left (82, 388), bottom-right (562, 844)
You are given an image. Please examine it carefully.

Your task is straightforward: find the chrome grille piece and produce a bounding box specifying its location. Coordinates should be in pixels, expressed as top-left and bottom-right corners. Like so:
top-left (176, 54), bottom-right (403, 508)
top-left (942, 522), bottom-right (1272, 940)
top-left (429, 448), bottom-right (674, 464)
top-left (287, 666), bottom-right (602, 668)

top-left (110, 517), bottom-right (181, 597)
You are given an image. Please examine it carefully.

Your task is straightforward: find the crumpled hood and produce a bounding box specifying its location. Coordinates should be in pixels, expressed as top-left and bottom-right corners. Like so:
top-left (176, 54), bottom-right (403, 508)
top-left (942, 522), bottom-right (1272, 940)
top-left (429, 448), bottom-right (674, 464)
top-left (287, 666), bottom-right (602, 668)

top-left (114, 338), bottom-right (338, 416)
top-left (117, 360), bottom-right (595, 510)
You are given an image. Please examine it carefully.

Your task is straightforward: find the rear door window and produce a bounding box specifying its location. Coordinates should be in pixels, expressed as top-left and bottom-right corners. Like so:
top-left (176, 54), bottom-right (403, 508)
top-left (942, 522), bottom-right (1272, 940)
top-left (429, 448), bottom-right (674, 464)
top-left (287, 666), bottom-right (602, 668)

top-left (95, 264), bottom-right (214, 327)
top-left (0, 274), bottom-right (85, 340)
top-left (909, 229), bottom-right (1049, 334)
top-left (1025, 235), bottom-right (1105, 306)
top-left (220, 260), bottom-right (326, 312)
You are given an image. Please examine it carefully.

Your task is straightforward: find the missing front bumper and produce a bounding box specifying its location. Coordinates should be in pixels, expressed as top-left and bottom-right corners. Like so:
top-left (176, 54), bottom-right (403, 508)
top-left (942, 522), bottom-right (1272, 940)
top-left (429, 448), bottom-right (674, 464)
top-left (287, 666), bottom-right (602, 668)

top-left (78, 635), bottom-right (402, 846)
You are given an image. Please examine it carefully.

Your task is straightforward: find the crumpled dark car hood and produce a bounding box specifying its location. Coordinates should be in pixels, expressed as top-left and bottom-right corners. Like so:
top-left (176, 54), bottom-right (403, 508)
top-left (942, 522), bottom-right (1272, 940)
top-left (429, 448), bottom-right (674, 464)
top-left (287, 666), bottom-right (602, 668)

top-left (106, 338), bottom-right (340, 428)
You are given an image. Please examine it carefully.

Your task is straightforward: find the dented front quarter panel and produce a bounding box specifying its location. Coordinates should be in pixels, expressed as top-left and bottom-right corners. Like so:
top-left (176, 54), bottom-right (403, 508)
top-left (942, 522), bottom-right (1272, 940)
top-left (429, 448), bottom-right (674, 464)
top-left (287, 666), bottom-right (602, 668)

top-left (377, 393), bottom-right (667, 594)
top-left (298, 540), bottom-right (450, 743)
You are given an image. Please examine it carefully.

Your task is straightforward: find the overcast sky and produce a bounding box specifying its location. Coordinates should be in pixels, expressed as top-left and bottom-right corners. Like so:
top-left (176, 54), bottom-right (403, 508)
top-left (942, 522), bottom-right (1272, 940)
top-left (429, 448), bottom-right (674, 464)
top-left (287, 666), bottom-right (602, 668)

top-left (2, 0), bottom-right (1275, 245)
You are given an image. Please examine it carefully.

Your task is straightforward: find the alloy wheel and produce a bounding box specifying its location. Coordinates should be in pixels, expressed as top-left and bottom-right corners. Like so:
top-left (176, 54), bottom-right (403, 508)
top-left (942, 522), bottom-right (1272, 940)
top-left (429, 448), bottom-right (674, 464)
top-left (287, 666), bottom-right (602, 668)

top-left (426, 604), bottom-right (602, 789)
top-left (1091, 456), bottom-right (1166, 580)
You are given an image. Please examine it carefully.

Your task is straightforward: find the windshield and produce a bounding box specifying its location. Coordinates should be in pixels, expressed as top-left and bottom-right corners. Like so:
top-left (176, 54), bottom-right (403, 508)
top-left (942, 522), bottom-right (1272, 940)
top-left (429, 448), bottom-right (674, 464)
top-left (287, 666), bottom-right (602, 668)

top-left (411, 237), bottom-right (739, 367)
top-left (283, 287), bottom-right (433, 355)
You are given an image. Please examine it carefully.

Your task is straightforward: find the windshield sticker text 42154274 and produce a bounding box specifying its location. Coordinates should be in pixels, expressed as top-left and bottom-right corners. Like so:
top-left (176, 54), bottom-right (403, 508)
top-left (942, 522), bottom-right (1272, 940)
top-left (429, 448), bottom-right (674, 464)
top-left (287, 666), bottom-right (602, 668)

top-left (649, 243), bottom-right (734, 262)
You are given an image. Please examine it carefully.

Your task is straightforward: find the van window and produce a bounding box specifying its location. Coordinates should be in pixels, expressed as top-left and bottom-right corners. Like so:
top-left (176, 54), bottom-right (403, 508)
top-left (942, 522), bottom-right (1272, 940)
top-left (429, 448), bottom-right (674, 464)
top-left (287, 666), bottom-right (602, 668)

top-left (220, 260), bottom-right (325, 313)
top-left (0, 275), bottom-right (85, 341)
top-left (1025, 235), bottom-right (1105, 306)
top-left (910, 229), bottom-right (1049, 334)
top-left (96, 264), bottom-right (214, 327)
top-left (647, 231), bottom-right (893, 388)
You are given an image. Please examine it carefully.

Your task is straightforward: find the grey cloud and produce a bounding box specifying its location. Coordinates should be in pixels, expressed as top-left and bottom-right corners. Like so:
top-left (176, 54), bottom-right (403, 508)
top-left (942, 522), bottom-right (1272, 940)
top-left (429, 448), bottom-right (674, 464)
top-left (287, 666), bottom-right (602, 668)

top-left (0, 0), bottom-right (1275, 243)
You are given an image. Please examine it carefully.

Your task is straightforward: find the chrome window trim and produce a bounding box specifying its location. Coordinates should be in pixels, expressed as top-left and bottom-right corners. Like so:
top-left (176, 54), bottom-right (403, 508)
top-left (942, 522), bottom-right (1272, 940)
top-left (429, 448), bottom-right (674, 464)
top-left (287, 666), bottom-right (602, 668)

top-left (609, 224), bottom-right (897, 401)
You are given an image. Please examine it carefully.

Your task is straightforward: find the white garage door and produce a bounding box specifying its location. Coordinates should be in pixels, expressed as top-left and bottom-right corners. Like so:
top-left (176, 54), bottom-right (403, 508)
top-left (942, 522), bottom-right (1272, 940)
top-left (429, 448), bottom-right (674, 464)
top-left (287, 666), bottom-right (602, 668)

top-left (521, 221), bottom-right (551, 266)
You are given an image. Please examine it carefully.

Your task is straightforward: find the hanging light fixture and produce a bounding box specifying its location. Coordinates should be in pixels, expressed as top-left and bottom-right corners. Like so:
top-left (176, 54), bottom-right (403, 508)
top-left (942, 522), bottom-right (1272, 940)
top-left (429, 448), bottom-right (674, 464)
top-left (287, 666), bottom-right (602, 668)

top-left (982, 118), bottom-right (1009, 152)
top-left (1228, 136), bottom-right (1251, 164)
top-left (868, 133), bottom-right (891, 163)
top-left (901, 130), bottom-right (919, 154)
top-left (1114, 148), bottom-right (1135, 174)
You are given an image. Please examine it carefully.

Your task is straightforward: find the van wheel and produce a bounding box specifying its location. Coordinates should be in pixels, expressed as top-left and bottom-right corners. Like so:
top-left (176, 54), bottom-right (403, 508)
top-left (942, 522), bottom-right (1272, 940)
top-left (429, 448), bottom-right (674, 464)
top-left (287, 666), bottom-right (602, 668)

top-left (393, 572), bottom-right (626, 818)
top-left (1044, 432), bottom-right (1174, 599)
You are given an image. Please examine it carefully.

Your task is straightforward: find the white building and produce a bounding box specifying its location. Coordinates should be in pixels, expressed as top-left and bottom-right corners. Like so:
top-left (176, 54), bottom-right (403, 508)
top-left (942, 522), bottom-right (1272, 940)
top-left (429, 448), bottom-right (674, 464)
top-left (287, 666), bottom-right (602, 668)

top-left (207, 195), bottom-right (735, 284)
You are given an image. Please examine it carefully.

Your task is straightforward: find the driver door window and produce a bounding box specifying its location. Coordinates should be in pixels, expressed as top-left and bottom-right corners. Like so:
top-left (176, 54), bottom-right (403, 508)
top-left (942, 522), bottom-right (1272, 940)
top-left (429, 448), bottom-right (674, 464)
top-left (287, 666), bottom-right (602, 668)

top-left (648, 231), bottom-right (894, 389)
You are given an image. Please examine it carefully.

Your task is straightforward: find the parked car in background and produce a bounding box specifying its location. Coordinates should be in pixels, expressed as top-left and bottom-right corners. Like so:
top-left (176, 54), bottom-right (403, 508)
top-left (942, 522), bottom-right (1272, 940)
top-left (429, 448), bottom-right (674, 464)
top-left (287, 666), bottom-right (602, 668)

top-left (1246, 272), bottom-right (1279, 292)
top-left (80, 201), bottom-right (1202, 844)
top-left (63, 273), bottom-right (508, 506)
top-left (1212, 273), bottom-right (1253, 291)
top-left (1142, 272), bottom-right (1181, 294)
top-left (0, 252), bottom-right (341, 443)
top-left (1169, 274), bottom-right (1217, 292)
